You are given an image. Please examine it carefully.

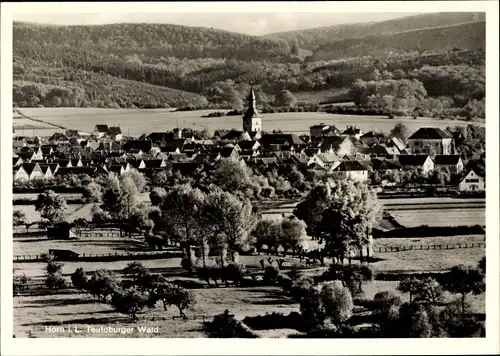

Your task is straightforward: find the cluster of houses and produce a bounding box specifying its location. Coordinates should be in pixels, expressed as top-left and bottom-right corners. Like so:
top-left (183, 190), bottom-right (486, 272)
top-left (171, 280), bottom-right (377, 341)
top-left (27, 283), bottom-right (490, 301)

top-left (12, 88), bottom-right (485, 193)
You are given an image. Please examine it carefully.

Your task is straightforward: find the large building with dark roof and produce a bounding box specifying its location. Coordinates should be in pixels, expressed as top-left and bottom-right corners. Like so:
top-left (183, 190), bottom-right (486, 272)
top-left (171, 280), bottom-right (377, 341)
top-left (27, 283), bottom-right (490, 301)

top-left (408, 127), bottom-right (453, 155)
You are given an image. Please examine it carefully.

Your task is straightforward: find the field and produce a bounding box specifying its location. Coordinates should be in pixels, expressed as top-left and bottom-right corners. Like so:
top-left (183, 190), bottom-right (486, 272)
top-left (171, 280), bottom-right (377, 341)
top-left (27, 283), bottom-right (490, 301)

top-left (13, 276), bottom-right (484, 338)
top-left (389, 208), bottom-right (485, 227)
top-left (14, 108), bottom-right (483, 138)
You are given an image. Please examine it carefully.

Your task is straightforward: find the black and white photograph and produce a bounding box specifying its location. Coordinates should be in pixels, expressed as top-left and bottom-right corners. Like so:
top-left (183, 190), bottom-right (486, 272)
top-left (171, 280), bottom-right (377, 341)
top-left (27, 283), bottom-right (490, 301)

top-left (1, 1), bottom-right (499, 355)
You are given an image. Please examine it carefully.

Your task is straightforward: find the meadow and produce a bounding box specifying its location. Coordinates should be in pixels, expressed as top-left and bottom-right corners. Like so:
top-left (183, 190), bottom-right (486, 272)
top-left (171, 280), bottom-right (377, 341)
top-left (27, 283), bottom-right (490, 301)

top-left (15, 108), bottom-right (483, 137)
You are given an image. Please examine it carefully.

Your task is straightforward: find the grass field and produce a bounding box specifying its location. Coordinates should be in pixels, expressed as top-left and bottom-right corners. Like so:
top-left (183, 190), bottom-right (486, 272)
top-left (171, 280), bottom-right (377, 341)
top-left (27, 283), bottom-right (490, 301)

top-left (389, 208), bottom-right (485, 227)
top-left (16, 108), bottom-right (483, 137)
top-left (13, 277), bottom-right (484, 338)
top-left (373, 234), bottom-right (485, 248)
top-left (13, 204), bottom-right (90, 223)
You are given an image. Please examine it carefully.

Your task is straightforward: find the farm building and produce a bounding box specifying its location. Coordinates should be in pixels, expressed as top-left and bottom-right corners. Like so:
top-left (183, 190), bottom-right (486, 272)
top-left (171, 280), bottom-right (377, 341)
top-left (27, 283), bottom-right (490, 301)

top-left (397, 154), bottom-right (435, 174)
top-left (407, 127), bottom-right (453, 155)
top-left (318, 135), bottom-right (357, 156)
top-left (459, 169), bottom-right (485, 192)
top-left (329, 160), bottom-right (369, 182)
top-left (48, 249), bottom-right (80, 261)
top-left (360, 131), bottom-right (386, 146)
top-left (433, 155), bottom-right (464, 174)
top-left (47, 223), bottom-right (78, 240)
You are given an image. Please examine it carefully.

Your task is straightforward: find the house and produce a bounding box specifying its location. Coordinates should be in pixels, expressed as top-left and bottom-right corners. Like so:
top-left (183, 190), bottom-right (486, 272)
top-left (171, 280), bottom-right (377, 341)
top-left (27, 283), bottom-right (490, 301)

top-left (144, 159), bottom-right (167, 169)
top-left (93, 125), bottom-right (109, 138)
top-left (147, 132), bottom-right (177, 144)
top-left (260, 134), bottom-right (306, 152)
top-left (307, 152), bottom-right (342, 170)
top-left (397, 155), bottom-right (435, 174)
top-left (122, 140), bottom-right (153, 153)
top-left (13, 166), bottom-right (29, 182)
top-left (160, 139), bottom-right (187, 153)
top-left (70, 158), bottom-right (83, 167)
top-left (108, 127), bottom-right (123, 141)
top-left (319, 136), bottom-right (357, 156)
top-left (39, 165), bottom-right (54, 179)
top-left (127, 159), bottom-right (146, 170)
top-left (361, 143), bottom-right (400, 158)
top-left (13, 156), bottom-right (23, 166)
top-left (329, 161), bottom-right (369, 182)
top-left (407, 127), bottom-right (453, 155)
top-left (371, 158), bottom-right (402, 173)
top-left (458, 169), bottom-right (485, 192)
top-left (360, 131), bottom-right (386, 146)
top-left (309, 123), bottom-right (340, 138)
top-left (387, 137), bottom-right (407, 151)
top-left (21, 163), bottom-right (44, 180)
top-left (341, 126), bottom-right (363, 140)
top-left (433, 155), bottom-right (464, 174)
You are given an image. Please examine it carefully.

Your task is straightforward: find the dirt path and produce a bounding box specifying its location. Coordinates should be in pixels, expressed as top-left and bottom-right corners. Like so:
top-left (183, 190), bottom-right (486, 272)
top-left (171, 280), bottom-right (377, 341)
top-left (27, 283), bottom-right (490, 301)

top-left (14, 109), bottom-right (68, 130)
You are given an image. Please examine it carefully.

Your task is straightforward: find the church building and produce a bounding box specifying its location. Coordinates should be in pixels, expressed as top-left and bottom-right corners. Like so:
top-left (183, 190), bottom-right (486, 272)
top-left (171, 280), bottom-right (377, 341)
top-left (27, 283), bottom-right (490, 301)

top-left (242, 87), bottom-right (262, 134)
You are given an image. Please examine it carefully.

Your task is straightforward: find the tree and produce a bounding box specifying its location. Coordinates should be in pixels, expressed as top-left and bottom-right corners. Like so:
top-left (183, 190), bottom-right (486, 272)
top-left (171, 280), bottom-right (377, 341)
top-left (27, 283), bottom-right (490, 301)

top-left (149, 187), bottom-right (167, 206)
top-left (83, 181), bottom-right (102, 203)
top-left (398, 277), bottom-right (443, 305)
top-left (110, 287), bottom-right (150, 321)
top-left (161, 184), bottom-right (206, 266)
top-left (13, 210), bottom-right (26, 227)
top-left (35, 190), bottom-right (67, 225)
top-left (300, 285), bottom-right (326, 329)
top-left (45, 272), bottom-right (65, 292)
top-left (252, 219), bottom-right (279, 254)
top-left (204, 190), bottom-right (258, 262)
top-left (122, 169), bottom-right (147, 193)
top-left (442, 265), bottom-right (485, 316)
top-left (341, 264), bottom-right (374, 295)
top-left (293, 184), bottom-right (330, 239)
top-left (212, 158), bottom-right (253, 196)
top-left (274, 89), bottom-right (296, 107)
top-left (13, 273), bottom-right (30, 294)
top-left (291, 42), bottom-right (300, 56)
top-left (317, 179), bottom-right (383, 263)
top-left (278, 217), bottom-right (307, 255)
top-left (390, 123), bottom-right (409, 144)
top-left (150, 282), bottom-right (195, 318)
top-left (87, 269), bottom-right (118, 301)
top-left (478, 257), bottom-right (486, 276)
top-left (71, 267), bottom-right (88, 290)
top-left (123, 262), bottom-right (149, 283)
top-left (320, 283), bottom-right (354, 328)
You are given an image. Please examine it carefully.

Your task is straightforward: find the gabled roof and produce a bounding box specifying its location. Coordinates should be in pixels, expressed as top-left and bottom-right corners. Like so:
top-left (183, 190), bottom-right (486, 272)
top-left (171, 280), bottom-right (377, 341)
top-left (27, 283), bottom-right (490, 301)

top-left (168, 153), bottom-right (189, 162)
top-left (260, 133), bottom-right (305, 147)
top-left (147, 132), bottom-right (176, 143)
top-left (361, 131), bottom-right (385, 139)
top-left (371, 158), bottom-right (402, 170)
top-left (433, 155), bottom-right (462, 165)
top-left (39, 165), bottom-right (52, 175)
top-left (408, 127), bottom-right (452, 140)
top-left (94, 125), bottom-right (109, 133)
top-left (397, 154), bottom-right (432, 166)
top-left (21, 163), bottom-right (41, 175)
top-left (220, 146), bottom-right (238, 158)
top-left (331, 161), bottom-right (367, 172)
top-left (123, 140), bottom-right (153, 152)
top-left (144, 159), bottom-right (166, 168)
top-left (108, 127), bottom-right (122, 135)
top-left (319, 135), bottom-right (349, 151)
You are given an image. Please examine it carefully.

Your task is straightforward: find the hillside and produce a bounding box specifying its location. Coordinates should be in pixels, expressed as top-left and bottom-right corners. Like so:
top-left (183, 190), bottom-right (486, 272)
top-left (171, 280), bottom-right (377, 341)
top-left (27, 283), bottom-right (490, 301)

top-left (308, 21), bottom-right (486, 62)
top-left (13, 22), bottom-right (296, 62)
top-left (264, 12), bottom-right (486, 51)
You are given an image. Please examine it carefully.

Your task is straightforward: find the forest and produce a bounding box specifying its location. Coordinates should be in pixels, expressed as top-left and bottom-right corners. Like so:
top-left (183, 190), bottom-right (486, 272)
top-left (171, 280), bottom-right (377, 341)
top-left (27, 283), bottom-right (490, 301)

top-left (12, 14), bottom-right (486, 119)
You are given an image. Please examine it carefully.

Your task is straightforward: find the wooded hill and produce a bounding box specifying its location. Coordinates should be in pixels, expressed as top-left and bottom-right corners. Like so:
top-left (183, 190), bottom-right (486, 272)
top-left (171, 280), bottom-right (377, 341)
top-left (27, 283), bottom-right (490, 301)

top-left (264, 12), bottom-right (486, 51)
top-left (308, 21), bottom-right (486, 61)
top-left (12, 13), bottom-right (486, 116)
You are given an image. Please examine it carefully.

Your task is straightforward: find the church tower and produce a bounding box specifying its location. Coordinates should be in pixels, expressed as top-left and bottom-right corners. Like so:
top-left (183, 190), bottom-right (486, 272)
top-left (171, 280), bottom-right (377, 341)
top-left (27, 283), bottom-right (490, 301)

top-left (242, 87), bottom-right (262, 133)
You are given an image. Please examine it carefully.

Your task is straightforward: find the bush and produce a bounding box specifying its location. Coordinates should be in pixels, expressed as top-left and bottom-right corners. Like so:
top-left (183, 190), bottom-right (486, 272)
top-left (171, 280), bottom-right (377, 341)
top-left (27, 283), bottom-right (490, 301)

top-left (277, 274), bottom-right (293, 293)
top-left (205, 310), bottom-right (259, 338)
top-left (243, 311), bottom-right (304, 331)
top-left (320, 283), bottom-right (354, 327)
top-left (263, 265), bottom-right (280, 285)
top-left (290, 277), bottom-right (314, 302)
top-left (373, 290), bottom-right (402, 315)
top-left (110, 287), bottom-right (150, 321)
top-left (223, 263), bottom-right (246, 286)
top-left (71, 268), bottom-right (88, 290)
top-left (180, 257), bottom-right (194, 272)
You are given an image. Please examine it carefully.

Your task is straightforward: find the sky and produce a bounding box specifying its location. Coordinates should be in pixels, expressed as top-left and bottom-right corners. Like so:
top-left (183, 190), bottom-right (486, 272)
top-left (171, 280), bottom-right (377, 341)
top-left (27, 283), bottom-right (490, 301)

top-left (12, 12), bottom-right (419, 35)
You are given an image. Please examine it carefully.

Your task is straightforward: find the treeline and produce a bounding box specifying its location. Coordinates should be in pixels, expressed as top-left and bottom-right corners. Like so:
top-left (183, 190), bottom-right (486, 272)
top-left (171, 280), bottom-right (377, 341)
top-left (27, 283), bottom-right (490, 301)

top-left (265, 12), bottom-right (485, 51)
top-left (13, 22), bottom-right (296, 62)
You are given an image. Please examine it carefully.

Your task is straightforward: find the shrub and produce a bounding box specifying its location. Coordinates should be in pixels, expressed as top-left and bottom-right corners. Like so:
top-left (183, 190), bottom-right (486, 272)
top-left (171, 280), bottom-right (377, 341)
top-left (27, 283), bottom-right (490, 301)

top-left (320, 283), bottom-right (354, 327)
top-left (110, 287), bottom-right (150, 321)
top-left (277, 274), bottom-right (293, 293)
top-left (205, 310), bottom-right (259, 338)
top-left (300, 285), bottom-right (326, 330)
top-left (223, 263), bottom-right (246, 286)
top-left (243, 311), bottom-right (304, 331)
top-left (45, 272), bottom-right (65, 291)
top-left (373, 290), bottom-right (403, 315)
top-left (180, 257), bottom-right (194, 272)
top-left (13, 273), bottom-right (30, 294)
top-left (71, 268), bottom-right (88, 290)
top-left (290, 277), bottom-right (314, 302)
top-left (263, 265), bottom-right (280, 285)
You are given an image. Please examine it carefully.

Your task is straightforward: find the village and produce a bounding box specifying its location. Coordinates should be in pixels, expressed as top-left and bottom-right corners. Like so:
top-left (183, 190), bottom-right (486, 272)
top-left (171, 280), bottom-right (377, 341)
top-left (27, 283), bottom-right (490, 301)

top-left (11, 87), bottom-right (487, 339)
top-left (13, 88), bottom-right (485, 193)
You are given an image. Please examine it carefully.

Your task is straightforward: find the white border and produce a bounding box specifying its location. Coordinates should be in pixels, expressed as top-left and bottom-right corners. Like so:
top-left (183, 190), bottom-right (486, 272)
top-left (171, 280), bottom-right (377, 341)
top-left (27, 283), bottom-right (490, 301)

top-left (1, 2), bottom-right (499, 355)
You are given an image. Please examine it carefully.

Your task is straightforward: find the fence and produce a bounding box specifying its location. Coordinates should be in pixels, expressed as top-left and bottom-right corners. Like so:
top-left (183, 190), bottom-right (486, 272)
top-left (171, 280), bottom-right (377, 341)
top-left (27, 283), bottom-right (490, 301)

top-left (14, 250), bottom-right (183, 263)
top-left (375, 242), bottom-right (486, 253)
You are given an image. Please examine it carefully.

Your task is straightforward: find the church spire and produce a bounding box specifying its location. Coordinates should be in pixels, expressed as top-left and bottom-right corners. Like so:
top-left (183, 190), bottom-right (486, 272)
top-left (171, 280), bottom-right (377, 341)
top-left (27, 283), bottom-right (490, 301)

top-left (244, 86), bottom-right (259, 119)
